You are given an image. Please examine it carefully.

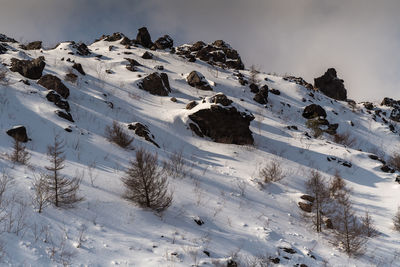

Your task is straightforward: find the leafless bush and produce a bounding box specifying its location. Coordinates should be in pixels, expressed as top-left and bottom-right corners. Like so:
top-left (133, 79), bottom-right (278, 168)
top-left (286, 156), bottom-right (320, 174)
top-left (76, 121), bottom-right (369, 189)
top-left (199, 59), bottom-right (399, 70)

top-left (122, 148), bottom-right (172, 213)
top-left (393, 206), bottom-right (400, 232)
top-left (105, 121), bottom-right (134, 148)
top-left (259, 160), bottom-right (285, 184)
top-left (361, 210), bottom-right (379, 237)
top-left (8, 139), bottom-right (30, 164)
top-left (329, 171), bottom-right (350, 200)
top-left (333, 132), bottom-right (357, 147)
top-left (389, 153), bottom-right (400, 172)
top-left (32, 173), bottom-right (50, 213)
top-left (249, 64), bottom-right (260, 85)
top-left (163, 150), bottom-right (190, 179)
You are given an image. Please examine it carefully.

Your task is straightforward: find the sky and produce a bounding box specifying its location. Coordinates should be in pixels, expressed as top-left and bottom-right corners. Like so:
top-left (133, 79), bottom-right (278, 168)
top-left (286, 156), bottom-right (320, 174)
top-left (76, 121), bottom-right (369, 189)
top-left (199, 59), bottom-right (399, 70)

top-left (1, 0), bottom-right (400, 101)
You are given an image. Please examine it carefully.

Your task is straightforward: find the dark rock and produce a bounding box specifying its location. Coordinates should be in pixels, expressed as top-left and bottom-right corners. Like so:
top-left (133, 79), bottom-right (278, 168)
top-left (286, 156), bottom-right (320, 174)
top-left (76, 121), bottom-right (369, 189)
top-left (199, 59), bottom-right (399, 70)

top-left (249, 83), bottom-right (259, 93)
top-left (238, 78), bottom-right (247, 86)
top-left (270, 89), bottom-right (281, 95)
top-left (194, 217), bottom-right (204, 226)
top-left (154, 65), bottom-right (164, 70)
top-left (0, 34), bottom-right (17, 43)
top-left (395, 176), bottom-right (400, 184)
top-left (64, 127), bottom-right (72, 132)
top-left (363, 102), bottom-right (374, 110)
top-left (65, 73), bottom-right (77, 83)
top-left (186, 101), bottom-right (198, 110)
top-left (191, 41), bottom-right (206, 51)
top-left (170, 97), bottom-right (177, 102)
top-left (20, 41), bottom-right (42, 50)
top-left (188, 101), bottom-right (254, 145)
top-left (283, 76), bottom-right (313, 89)
top-left (136, 27), bottom-right (153, 48)
top-left (55, 110), bottom-right (74, 122)
top-left (314, 68), bottom-right (347, 101)
top-left (189, 123), bottom-right (203, 137)
top-left (281, 247), bottom-right (296, 254)
top-left (46, 91), bottom-right (70, 111)
top-left (300, 194), bottom-right (315, 203)
top-left (302, 104), bottom-right (327, 119)
top-left (298, 202), bottom-right (312, 213)
top-left (389, 124), bottom-right (395, 132)
top-left (381, 165), bottom-right (395, 173)
top-left (105, 69), bottom-right (113, 74)
top-left (253, 85), bottom-right (268, 104)
top-left (128, 122), bottom-right (159, 148)
top-left (138, 72), bottom-right (171, 96)
top-left (125, 58), bottom-right (141, 67)
top-left (73, 42), bottom-right (91, 56)
top-left (126, 65), bottom-right (138, 72)
top-left (38, 74), bottom-right (70, 98)
top-left (108, 45), bottom-right (115, 51)
top-left (270, 257), bottom-right (280, 264)
top-left (381, 97), bottom-right (400, 107)
top-left (390, 109), bottom-right (400, 122)
top-left (154, 35), bottom-right (173, 50)
top-left (10, 57), bottom-right (46, 79)
top-left (103, 32), bottom-right (124, 42)
top-left (142, 51), bottom-right (153, 59)
top-left (203, 250), bottom-right (210, 257)
top-left (187, 71), bottom-right (212, 91)
top-left (6, 126), bottom-right (28, 142)
top-left (20, 79), bottom-right (30, 85)
top-left (325, 123), bottom-right (339, 135)
top-left (210, 93), bottom-right (233, 106)
top-left (0, 43), bottom-right (7, 54)
top-left (325, 218), bottom-right (333, 229)
top-left (227, 259), bottom-right (238, 267)
top-left (288, 125), bottom-right (298, 130)
top-left (120, 36), bottom-right (131, 46)
top-left (72, 63), bottom-right (85, 75)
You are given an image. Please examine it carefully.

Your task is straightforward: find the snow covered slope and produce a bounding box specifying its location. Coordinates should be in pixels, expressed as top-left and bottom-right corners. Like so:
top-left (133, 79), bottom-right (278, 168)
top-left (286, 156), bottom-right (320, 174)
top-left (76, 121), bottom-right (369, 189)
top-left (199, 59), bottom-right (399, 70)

top-left (0, 32), bottom-right (399, 266)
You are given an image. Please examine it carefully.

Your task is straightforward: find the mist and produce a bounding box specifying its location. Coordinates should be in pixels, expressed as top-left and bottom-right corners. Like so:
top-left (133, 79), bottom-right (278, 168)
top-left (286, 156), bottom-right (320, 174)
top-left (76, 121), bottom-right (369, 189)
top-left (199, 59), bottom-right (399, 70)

top-left (1, 0), bottom-right (400, 101)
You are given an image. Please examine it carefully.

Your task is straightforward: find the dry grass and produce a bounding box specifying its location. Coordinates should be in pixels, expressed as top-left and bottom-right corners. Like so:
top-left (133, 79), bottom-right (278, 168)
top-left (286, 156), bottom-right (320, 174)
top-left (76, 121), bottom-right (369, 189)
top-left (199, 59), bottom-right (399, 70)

top-left (333, 132), bottom-right (357, 147)
top-left (259, 160), bottom-right (285, 184)
top-left (105, 121), bottom-right (134, 148)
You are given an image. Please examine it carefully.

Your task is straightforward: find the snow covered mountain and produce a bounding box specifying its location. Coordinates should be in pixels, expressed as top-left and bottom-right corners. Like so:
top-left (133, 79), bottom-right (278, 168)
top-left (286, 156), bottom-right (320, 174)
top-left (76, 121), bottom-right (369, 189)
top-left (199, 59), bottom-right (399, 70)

top-left (0, 28), bottom-right (399, 266)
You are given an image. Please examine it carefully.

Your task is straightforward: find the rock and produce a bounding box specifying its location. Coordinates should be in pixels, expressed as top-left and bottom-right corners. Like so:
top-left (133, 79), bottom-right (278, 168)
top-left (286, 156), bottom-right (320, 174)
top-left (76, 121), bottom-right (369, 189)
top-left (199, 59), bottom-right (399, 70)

top-left (188, 99), bottom-right (254, 145)
top-left (65, 73), bottom-right (78, 83)
top-left (72, 63), bottom-right (85, 75)
top-left (170, 97), bottom-right (177, 102)
top-left (270, 88), bottom-right (281, 95)
top-left (270, 257), bottom-right (280, 264)
top-left (253, 85), bottom-right (269, 104)
top-left (128, 122), bottom-right (159, 148)
top-left (6, 126), bottom-right (29, 142)
top-left (10, 57), bottom-right (46, 80)
top-left (314, 68), bottom-right (347, 101)
top-left (55, 110), bottom-right (74, 122)
top-left (298, 202), bottom-right (312, 212)
top-left (325, 218), bottom-right (333, 229)
top-left (138, 72), bottom-right (171, 96)
top-left (108, 45), bottom-right (115, 51)
top-left (154, 35), bottom-right (173, 49)
top-left (363, 102), bottom-right (374, 110)
top-left (283, 76), bottom-right (313, 89)
top-left (203, 250), bottom-right (210, 257)
top-left (20, 41), bottom-right (42, 50)
top-left (210, 93), bottom-right (233, 106)
top-left (193, 217), bottom-right (204, 226)
top-left (186, 71), bottom-right (212, 91)
top-left (249, 83), bottom-right (259, 93)
top-left (186, 101), bottom-right (198, 110)
top-left (390, 108), bottom-right (400, 122)
top-left (189, 123), bottom-right (203, 137)
top-left (381, 165), bottom-right (395, 173)
top-left (300, 194), bottom-right (315, 203)
top-left (105, 69), bottom-right (113, 74)
top-left (142, 51), bottom-right (153, 59)
top-left (0, 43), bottom-right (7, 54)
top-left (120, 37), bottom-right (131, 46)
top-left (154, 65), bottom-right (164, 70)
top-left (368, 154), bottom-right (386, 164)
top-left (302, 104), bottom-right (327, 119)
top-left (72, 42), bottom-right (91, 56)
top-left (0, 34), bottom-right (17, 43)
top-left (38, 74), bottom-right (70, 98)
top-left (103, 32), bottom-right (124, 42)
top-left (325, 123), bottom-right (339, 135)
top-left (136, 27), bottom-right (153, 48)
top-left (227, 259), bottom-right (238, 267)
top-left (381, 97), bottom-right (400, 107)
top-left (46, 91), bottom-right (70, 111)
top-left (125, 58), bottom-right (141, 72)
top-left (281, 247), bottom-right (296, 254)
top-left (395, 176), bottom-right (400, 184)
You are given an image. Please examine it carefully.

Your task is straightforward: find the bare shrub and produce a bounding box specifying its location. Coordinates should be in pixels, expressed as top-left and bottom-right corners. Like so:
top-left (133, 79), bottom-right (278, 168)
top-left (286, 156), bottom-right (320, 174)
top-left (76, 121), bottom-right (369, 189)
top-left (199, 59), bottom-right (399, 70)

top-left (163, 150), bottom-right (190, 179)
top-left (333, 132), bottom-right (357, 147)
top-left (361, 210), bottom-right (379, 237)
top-left (44, 135), bottom-right (83, 207)
top-left (8, 139), bottom-right (30, 164)
top-left (122, 148), bottom-right (172, 212)
top-left (329, 171), bottom-right (350, 200)
top-left (259, 160), bottom-right (285, 184)
top-left (393, 206), bottom-right (400, 232)
top-left (389, 153), bottom-right (400, 172)
top-left (32, 173), bottom-right (50, 213)
top-left (105, 121), bottom-right (134, 148)
top-left (249, 64), bottom-right (260, 85)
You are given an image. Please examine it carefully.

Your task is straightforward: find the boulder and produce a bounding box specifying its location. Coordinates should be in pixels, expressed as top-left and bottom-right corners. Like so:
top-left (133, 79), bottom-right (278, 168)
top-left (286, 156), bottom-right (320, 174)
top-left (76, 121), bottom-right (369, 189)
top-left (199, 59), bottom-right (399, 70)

top-left (138, 72), bottom-right (171, 96)
top-left (6, 125), bottom-right (29, 142)
top-left (298, 202), bottom-right (312, 213)
top-left (186, 101), bottom-right (198, 110)
top-left (72, 63), bottom-right (85, 75)
top-left (381, 97), bottom-right (400, 107)
top-left (103, 32), bottom-right (124, 42)
top-left (210, 93), bottom-right (233, 106)
top-left (253, 85), bottom-right (268, 104)
top-left (283, 76), bottom-right (313, 89)
top-left (270, 88), bottom-right (281, 95)
top-left (46, 91), bottom-right (70, 111)
top-left (363, 102), bottom-right (374, 110)
top-left (20, 41), bottom-right (42, 50)
top-left (249, 83), bottom-right (259, 93)
top-left (142, 51), bottom-right (153, 59)
top-left (390, 108), bottom-right (400, 122)
top-left (120, 37), bottom-right (131, 46)
top-left (128, 122), bottom-right (159, 148)
top-left (38, 74), bottom-right (70, 98)
top-left (186, 71), bottom-right (212, 91)
top-left (0, 44), bottom-right (7, 54)
top-left (136, 27), bottom-right (153, 48)
top-left (325, 218), bottom-right (333, 229)
top-left (55, 110), bottom-right (74, 122)
top-left (302, 104), bottom-right (327, 119)
top-left (300, 194), bottom-right (315, 203)
top-left (125, 58), bottom-right (141, 72)
top-left (154, 35), bottom-right (173, 50)
top-left (10, 57), bottom-right (45, 80)
top-left (72, 42), bottom-right (91, 56)
top-left (188, 99), bottom-right (254, 145)
top-left (0, 34), bottom-right (17, 43)
top-left (314, 68), bottom-right (347, 101)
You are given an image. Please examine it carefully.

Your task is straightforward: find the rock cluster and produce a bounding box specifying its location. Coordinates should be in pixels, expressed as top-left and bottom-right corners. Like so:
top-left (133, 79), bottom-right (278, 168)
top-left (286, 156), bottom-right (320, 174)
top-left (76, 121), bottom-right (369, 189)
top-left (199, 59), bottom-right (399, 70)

top-left (314, 68), bottom-right (347, 101)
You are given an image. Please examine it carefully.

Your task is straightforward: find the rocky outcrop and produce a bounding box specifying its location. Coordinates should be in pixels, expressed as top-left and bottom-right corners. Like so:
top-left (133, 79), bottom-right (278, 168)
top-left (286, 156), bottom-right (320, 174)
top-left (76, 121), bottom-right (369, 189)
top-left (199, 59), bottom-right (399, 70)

top-left (380, 97), bottom-right (400, 122)
top-left (154, 35), bottom-right (173, 50)
top-left (0, 44), bottom-right (7, 54)
top-left (128, 122), bottom-right (159, 148)
top-left (10, 57), bottom-right (46, 80)
top-left (188, 94), bottom-right (254, 145)
top-left (46, 91), bottom-right (70, 111)
top-left (0, 34), bottom-right (17, 43)
top-left (302, 104), bottom-right (327, 119)
top-left (253, 85), bottom-right (268, 104)
top-left (142, 51), bottom-right (153, 59)
top-left (6, 126), bottom-right (29, 142)
top-left (55, 110), bottom-right (74, 122)
top-left (186, 71), bottom-right (212, 91)
top-left (102, 32), bottom-right (124, 42)
top-left (283, 76), bottom-right (313, 90)
top-left (72, 63), bottom-right (85, 75)
top-left (210, 93), bottom-right (233, 106)
top-left (20, 41), bottom-right (42, 50)
top-left (125, 58), bottom-right (141, 72)
top-left (138, 72), bottom-right (171, 96)
top-left (314, 68), bottom-right (347, 101)
top-left (176, 40), bottom-right (244, 70)
top-left (71, 42), bottom-right (91, 56)
top-left (136, 27), bottom-right (153, 48)
top-left (38, 74), bottom-right (70, 98)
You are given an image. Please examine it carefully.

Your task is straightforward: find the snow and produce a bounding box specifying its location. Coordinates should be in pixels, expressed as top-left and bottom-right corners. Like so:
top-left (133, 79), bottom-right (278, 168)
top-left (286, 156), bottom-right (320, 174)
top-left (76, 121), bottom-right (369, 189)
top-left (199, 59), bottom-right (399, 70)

top-left (0, 36), bottom-right (399, 266)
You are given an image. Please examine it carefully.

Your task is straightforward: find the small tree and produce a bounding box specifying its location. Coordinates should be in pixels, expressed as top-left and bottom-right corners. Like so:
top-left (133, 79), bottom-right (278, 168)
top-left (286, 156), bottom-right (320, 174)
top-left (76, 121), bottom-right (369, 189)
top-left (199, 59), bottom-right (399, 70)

top-left (361, 210), bottom-right (379, 237)
top-left (305, 170), bottom-right (330, 232)
top-left (122, 148), bottom-right (172, 212)
top-left (249, 65), bottom-right (260, 86)
top-left (105, 121), bottom-right (134, 148)
top-left (44, 135), bottom-right (83, 207)
top-left (393, 206), bottom-right (400, 232)
top-left (32, 174), bottom-right (50, 213)
top-left (329, 171), bottom-right (350, 200)
top-left (9, 139), bottom-right (30, 164)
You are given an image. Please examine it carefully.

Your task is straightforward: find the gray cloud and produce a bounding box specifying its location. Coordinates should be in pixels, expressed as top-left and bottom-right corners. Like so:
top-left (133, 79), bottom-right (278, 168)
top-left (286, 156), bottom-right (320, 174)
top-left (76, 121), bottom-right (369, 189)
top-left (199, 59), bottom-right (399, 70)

top-left (1, 0), bottom-right (400, 101)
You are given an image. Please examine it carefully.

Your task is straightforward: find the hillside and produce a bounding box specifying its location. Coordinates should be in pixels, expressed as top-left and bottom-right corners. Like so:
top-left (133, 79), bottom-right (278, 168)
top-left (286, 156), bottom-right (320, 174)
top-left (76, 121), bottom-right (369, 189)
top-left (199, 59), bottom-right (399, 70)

top-left (0, 29), bottom-right (400, 266)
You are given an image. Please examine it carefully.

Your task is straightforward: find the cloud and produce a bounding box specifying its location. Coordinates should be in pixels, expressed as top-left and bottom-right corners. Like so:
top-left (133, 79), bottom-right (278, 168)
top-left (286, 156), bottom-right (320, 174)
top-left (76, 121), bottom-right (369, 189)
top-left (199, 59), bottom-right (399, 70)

top-left (1, 0), bottom-right (400, 101)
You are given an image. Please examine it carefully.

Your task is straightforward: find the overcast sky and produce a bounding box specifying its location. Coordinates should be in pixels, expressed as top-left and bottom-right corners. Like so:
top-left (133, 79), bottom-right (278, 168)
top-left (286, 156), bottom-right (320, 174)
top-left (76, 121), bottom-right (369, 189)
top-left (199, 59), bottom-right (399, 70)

top-left (1, 0), bottom-right (400, 101)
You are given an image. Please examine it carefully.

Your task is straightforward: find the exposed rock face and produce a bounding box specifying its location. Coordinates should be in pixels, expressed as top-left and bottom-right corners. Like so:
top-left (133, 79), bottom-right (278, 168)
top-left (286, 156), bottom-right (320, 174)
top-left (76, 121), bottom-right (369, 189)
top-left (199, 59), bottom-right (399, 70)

top-left (72, 42), bottom-right (91, 56)
top-left (6, 126), bottom-right (29, 142)
top-left (10, 57), bottom-right (46, 79)
top-left (128, 122), bottom-right (159, 148)
top-left (253, 85), bottom-right (268, 104)
top-left (46, 91), bottom-right (70, 111)
top-left (283, 76), bottom-right (313, 90)
top-left (302, 104), bottom-right (327, 119)
top-left (188, 94), bottom-right (254, 145)
top-left (20, 41), bottom-right (42, 50)
top-left (176, 40), bottom-right (244, 70)
top-left (55, 110), bottom-right (74, 122)
top-left (0, 44), bottom-right (7, 54)
top-left (186, 101), bottom-right (198, 110)
top-left (102, 32), bottom-right (124, 42)
top-left (136, 27), bottom-right (153, 48)
top-left (249, 83), bottom-right (259, 93)
top-left (186, 71), bottom-right (212, 91)
top-left (380, 97), bottom-right (400, 122)
top-left (125, 58), bottom-right (141, 72)
top-left (120, 37), bottom-right (131, 46)
top-left (38, 74), bottom-right (70, 98)
top-left (142, 51), bottom-right (153, 59)
top-left (298, 202), bottom-right (312, 213)
top-left (314, 68), bottom-right (347, 101)
top-left (154, 35), bottom-right (173, 50)
top-left (138, 72), bottom-right (171, 96)
top-left (0, 34), bottom-right (17, 43)
top-left (72, 63), bottom-right (85, 75)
